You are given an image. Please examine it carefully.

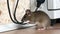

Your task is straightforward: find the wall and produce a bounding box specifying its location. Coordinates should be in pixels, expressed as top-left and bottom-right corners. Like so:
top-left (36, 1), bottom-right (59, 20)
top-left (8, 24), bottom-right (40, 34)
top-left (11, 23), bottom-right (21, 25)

top-left (0, 0), bottom-right (30, 25)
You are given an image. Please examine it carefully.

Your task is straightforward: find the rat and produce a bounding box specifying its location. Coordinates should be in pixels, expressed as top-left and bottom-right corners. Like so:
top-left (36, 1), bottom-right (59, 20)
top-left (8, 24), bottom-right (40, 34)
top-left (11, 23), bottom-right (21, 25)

top-left (21, 9), bottom-right (51, 30)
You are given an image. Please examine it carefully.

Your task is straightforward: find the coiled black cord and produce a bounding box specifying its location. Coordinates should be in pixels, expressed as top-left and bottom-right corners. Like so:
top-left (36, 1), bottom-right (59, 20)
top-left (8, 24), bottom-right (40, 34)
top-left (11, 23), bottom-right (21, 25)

top-left (7, 0), bottom-right (26, 24)
top-left (13, 0), bottom-right (21, 23)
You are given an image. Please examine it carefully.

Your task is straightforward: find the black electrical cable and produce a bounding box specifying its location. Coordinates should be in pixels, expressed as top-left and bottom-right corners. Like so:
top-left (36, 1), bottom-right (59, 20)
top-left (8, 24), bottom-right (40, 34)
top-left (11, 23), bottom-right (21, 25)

top-left (13, 0), bottom-right (27, 24)
top-left (13, 0), bottom-right (21, 23)
top-left (35, 0), bottom-right (45, 11)
top-left (7, 0), bottom-right (26, 24)
top-left (7, 0), bottom-right (16, 23)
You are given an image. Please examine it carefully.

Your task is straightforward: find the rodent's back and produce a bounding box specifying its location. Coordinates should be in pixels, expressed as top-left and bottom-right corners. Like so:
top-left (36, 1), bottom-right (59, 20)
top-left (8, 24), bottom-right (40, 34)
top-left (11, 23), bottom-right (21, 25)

top-left (31, 10), bottom-right (50, 23)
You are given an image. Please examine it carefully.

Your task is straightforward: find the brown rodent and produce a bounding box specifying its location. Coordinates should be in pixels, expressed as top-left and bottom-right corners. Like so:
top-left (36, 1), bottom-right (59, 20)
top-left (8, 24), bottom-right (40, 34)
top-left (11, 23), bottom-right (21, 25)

top-left (21, 9), bottom-right (51, 30)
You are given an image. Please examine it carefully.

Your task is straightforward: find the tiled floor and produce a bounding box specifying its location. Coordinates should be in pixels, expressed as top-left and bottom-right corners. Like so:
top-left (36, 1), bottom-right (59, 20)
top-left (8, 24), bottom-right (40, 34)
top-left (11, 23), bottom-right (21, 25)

top-left (0, 23), bottom-right (60, 34)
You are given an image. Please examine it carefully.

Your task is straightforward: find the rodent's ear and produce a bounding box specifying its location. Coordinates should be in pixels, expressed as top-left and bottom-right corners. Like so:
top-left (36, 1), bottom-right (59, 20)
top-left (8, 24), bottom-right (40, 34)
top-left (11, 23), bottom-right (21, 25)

top-left (25, 9), bottom-right (31, 14)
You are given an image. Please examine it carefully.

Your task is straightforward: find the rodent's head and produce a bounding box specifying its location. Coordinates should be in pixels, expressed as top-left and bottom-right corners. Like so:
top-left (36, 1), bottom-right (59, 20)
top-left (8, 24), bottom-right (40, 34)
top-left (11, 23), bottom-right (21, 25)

top-left (21, 9), bottom-right (32, 23)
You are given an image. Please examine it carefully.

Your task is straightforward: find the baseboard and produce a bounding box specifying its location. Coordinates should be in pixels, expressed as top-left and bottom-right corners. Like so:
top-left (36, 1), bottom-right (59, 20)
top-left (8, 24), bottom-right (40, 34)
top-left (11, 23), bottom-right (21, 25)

top-left (50, 18), bottom-right (60, 26)
top-left (51, 18), bottom-right (60, 23)
top-left (0, 23), bottom-right (36, 32)
top-left (56, 18), bottom-right (60, 23)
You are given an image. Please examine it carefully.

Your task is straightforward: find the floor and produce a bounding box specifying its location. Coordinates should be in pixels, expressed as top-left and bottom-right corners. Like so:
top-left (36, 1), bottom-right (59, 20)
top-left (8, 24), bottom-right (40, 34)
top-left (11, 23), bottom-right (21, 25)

top-left (0, 23), bottom-right (60, 34)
